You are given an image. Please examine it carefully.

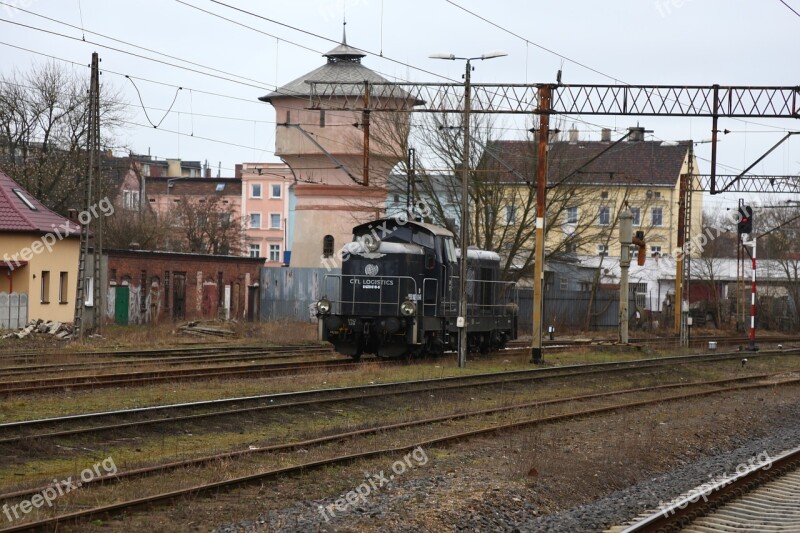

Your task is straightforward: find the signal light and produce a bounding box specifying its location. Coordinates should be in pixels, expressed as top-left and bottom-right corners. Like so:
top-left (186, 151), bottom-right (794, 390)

top-left (738, 206), bottom-right (753, 234)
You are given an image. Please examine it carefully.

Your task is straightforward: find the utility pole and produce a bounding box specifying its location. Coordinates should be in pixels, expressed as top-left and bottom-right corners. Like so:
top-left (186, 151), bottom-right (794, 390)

top-left (428, 51), bottom-right (507, 369)
top-left (362, 80), bottom-right (371, 187)
top-left (530, 84), bottom-right (551, 365)
top-left (457, 58), bottom-right (472, 369)
top-left (619, 206), bottom-right (633, 344)
top-left (675, 144), bottom-right (694, 346)
top-left (406, 147), bottom-right (415, 214)
top-left (74, 52), bottom-right (103, 337)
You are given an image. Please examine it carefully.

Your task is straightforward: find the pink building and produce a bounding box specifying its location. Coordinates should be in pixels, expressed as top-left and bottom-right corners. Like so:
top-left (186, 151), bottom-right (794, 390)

top-left (239, 162), bottom-right (291, 265)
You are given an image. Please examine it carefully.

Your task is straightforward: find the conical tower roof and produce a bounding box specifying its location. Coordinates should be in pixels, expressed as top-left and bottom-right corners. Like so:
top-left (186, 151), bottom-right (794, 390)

top-left (259, 24), bottom-right (422, 105)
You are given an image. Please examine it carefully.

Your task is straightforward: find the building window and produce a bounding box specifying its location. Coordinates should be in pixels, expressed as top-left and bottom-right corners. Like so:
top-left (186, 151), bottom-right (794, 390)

top-left (565, 242), bottom-right (578, 253)
top-left (270, 213), bottom-right (281, 229)
top-left (323, 235), bottom-right (334, 258)
top-left (215, 183), bottom-right (225, 192)
top-left (559, 277), bottom-right (568, 290)
top-left (59, 272), bottom-right (68, 303)
top-left (319, 109), bottom-right (326, 128)
top-left (393, 194), bottom-right (400, 203)
top-left (631, 207), bottom-right (641, 226)
top-left (122, 189), bottom-right (140, 210)
top-left (269, 244), bottom-right (281, 262)
top-left (654, 191), bottom-right (662, 199)
top-left (251, 183), bottom-right (262, 198)
top-left (651, 245), bottom-right (662, 257)
top-left (566, 207), bottom-right (578, 224)
top-left (249, 213), bottom-right (261, 229)
top-left (40, 271), bottom-right (50, 304)
top-left (651, 207), bottom-right (663, 227)
top-left (597, 244), bottom-right (609, 257)
top-left (12, 188), bottom-right (37, 211)
top-left (249, 244), bottom-right (261, 258)
top-left (600, 191), bottom-right (609, 199)
top-left (271, 184), bottom-right (281, 198)
top-left (598, 206), bottom-right (610, 226)
top-left (505, 206), bottom-right (516, 225)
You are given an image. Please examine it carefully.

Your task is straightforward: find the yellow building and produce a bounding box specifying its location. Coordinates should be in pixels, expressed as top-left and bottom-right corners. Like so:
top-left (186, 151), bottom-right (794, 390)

top-left (0, 169), bottom-right (81, 326)
top-left (485, 127), bottom-right (702, 260)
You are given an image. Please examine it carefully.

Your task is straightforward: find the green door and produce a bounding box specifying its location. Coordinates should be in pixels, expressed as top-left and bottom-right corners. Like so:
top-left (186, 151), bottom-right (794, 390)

top-left (115, 286), bottom-right (129, 325)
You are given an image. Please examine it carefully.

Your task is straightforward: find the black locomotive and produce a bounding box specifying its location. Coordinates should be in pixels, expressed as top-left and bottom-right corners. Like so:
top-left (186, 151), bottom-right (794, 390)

top-left (316, 217), bottom-right (518, 359)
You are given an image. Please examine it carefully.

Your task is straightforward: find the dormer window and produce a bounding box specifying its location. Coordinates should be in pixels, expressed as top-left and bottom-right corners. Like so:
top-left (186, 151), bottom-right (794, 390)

top-left (12, 189), bottom-right (37, 211)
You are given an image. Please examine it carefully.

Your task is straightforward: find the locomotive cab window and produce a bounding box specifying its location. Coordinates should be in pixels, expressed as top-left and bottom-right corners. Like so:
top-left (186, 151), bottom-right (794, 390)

top-left (425, 249), bottom-right (436, 270)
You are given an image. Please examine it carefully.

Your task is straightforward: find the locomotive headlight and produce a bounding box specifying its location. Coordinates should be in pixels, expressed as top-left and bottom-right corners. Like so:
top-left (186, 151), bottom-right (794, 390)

top-left (364, 236), bottom-right (381, 252)
top-left (316, 298), bottom-right (332, 315)
top-left (400, 299), bottom-right (416, 317)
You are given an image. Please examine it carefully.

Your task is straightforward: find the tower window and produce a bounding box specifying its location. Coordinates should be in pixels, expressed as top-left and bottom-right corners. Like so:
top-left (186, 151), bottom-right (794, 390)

top-left (322, 235), bottom-right (334, 258)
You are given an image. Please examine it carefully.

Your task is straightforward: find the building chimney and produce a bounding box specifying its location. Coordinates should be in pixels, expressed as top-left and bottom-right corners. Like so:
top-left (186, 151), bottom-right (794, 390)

top-left (568, 125), bottom-right (579, 143)
top-left (235, 164), bottom-right (243, 180)
top-left (129, 242), bottom-right (141, 250)
top-left (601, 128), bottom-right (611, 142)
top-left (166, 158), bottom-right (182, 177)
top-left (205, 167), bottom-right (211, 179)
top-left (628, 126), bottom-right (646, 142)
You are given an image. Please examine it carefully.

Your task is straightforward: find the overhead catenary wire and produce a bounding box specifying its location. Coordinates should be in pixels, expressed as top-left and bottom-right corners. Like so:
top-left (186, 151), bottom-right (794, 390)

top-left (127, 77), bottom-right (181, 129)
top-left (778, 0), bottom-right (800, 18)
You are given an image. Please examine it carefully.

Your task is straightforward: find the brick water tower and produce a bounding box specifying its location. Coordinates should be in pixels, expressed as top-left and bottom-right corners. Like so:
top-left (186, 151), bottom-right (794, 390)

top-left (259, 27), bottom-right (420, 268)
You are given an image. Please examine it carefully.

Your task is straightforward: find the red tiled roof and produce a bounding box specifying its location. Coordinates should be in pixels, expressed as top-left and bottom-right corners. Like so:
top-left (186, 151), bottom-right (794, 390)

top-left (483, 140), bottom-right (692, 187)
top-left (0, 168), bottom-right (80, 236)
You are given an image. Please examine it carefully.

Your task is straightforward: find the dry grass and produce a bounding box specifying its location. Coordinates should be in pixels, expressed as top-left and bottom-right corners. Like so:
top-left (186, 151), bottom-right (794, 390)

top-left (0, 320), bottom-right (321, 354)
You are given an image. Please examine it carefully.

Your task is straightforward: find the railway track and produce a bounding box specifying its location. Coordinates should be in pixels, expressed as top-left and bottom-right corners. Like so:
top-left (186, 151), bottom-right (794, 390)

top-left (0, 343), bottom-right (329, 362)
top-left (0, 358), bottom-right (367, 395)
top-left (0, 347), bottom-right (334, 376)
top-left (2, 346), bottom-right (795, 441)
top-left (4, 361), bottom-right (799, 531)
top-left (612, 445), bottom-right (800, 532)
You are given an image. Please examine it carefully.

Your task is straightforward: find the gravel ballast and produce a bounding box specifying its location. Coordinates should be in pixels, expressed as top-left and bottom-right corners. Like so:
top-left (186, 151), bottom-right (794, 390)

top-left (211, 385), bottom-right (800, 532)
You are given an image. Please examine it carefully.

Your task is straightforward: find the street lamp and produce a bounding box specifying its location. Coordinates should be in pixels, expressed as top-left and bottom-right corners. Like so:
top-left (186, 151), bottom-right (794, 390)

top-left (430, 50), bottom-right (507, 369)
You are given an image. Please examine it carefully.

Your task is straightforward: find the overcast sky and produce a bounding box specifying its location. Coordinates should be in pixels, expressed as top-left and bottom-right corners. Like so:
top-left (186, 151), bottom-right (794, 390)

top-left (1, 0), bottom-right (798, 210)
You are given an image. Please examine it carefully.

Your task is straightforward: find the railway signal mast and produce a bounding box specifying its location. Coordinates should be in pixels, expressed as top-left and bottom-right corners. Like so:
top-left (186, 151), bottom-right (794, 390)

top-left (738, 204), bottom-right (757, 351)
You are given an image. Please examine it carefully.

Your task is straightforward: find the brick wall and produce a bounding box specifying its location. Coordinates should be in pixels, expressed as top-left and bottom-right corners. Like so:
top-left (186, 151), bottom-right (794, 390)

top-left (105, 249), bottom-right (264, 324)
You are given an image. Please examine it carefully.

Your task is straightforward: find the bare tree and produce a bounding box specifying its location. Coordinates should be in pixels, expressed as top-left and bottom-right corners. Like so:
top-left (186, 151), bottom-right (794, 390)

top-left (0, 61), bottom-right (126, 213)
top-left (168, 195), bottom-right (244, 256)
top-left (756, 204), bottom-right (800, 330)
top-left (104, 207), bottom-right (171, 251)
